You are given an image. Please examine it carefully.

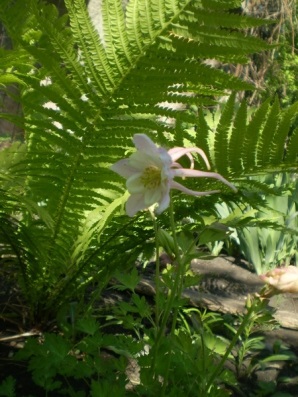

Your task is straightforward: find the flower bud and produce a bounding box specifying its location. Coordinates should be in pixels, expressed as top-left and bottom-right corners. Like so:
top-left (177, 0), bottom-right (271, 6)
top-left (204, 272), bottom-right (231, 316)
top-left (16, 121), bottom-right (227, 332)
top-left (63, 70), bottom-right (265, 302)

top-left (157, 228), bottom-right (175, 256)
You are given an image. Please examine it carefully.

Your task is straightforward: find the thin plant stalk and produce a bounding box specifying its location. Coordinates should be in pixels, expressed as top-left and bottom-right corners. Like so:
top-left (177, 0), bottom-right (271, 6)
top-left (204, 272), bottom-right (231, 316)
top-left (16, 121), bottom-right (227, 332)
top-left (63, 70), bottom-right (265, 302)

top-left (149, 209), bottom-right (161, 332)
top-left (205, 301), bottom-right (256, 392)
top-left (150, 194), bottom-right (189, 390)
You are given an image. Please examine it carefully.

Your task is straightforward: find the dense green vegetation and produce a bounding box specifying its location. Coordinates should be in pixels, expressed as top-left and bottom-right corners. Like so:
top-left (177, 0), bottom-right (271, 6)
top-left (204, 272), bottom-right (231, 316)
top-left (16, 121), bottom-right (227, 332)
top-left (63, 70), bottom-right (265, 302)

top-left (0, 1), bottom-right (297, 395)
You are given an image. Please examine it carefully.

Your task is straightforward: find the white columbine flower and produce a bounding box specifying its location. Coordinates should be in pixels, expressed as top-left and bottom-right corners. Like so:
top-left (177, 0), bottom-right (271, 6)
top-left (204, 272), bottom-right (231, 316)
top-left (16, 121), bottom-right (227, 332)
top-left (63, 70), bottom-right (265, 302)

top-left (111, 134), bottom-right (237, 217)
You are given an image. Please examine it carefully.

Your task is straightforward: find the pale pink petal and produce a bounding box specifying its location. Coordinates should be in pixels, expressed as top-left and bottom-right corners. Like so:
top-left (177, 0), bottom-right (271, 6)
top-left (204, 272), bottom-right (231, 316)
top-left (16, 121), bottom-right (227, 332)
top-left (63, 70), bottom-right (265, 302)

top-left (170, 180), bottom-right (219, 197)
top-left (126, 173), bottom-right (144, 193)
top-left (168, 147), bottom-right (210, 170)
top-left (133, 134), bottom-right (159, 153)
top-left (155, 185), bottom-right (171, 214)
top-left (277, 273), bottom-right (298, 285)
top-left (261, 266), bottom-right (298, 279)
top-left (171, 161), bottom-right (183, 169)
top-left (168, 148), bottom-right (195, 168)
top-left (126, 193), bottom-right (147, 217)
top-left (144, 188), bottom-right (162, 207)
top-left (173, 169), bottom-right (237, 192)
top-left (158, 147), bottom-right (172, 167)
top-left (286, 281), bottom-right (298, 293)
top-left (110, 159), bottom-right (137, 178)
top-left (129, 151), bottom-right (160, 170)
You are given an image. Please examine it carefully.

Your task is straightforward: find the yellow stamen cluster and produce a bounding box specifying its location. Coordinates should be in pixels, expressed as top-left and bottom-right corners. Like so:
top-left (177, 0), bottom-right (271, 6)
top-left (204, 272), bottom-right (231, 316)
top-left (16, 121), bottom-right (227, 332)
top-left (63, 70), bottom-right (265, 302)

top-left (140, 166), bottom-right (161, 189)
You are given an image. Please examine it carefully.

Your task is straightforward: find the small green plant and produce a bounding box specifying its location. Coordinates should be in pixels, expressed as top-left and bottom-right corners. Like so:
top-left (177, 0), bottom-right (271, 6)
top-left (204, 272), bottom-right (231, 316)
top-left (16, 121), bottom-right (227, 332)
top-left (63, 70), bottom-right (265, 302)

top-left (13, 284), bottom-right (297, 396)
top-left (0, 377), bottom-right (16, 397)
top-left (15, 322), bottom-right (134, 396)
top-left (214, 172), bottom-right (298, 274)
top-left (225, 295), bottom-right (288, 380)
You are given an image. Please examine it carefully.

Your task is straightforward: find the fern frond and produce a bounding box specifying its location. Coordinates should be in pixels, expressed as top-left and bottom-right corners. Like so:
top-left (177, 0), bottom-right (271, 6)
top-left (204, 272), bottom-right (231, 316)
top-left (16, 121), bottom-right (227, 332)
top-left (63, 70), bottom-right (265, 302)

top-left (194, 108), bottom-right (211, 157)
top-left (195, 96), bottom-right (298, 178)
top-left (65, 0), bottom-right (115, 95)
top-left (172, 24), bottom-right (271, 63)
top-left (257, 96), bottom-right (280, 167)
top-left (242, 98), bottom-right (271, 170)
top-left (185, 8), bottom-right (274, 29)
top-left (286, 127), bottom-right (298, 163)
top-left (214, 93), bottom-right (236, 174)
top-left (29, 2), bottom-right (101, 108)
top-left (102, 0), bottom-right (133, 78)
top-left (229, 100), bottom-right (247, 172)
top-left (201, 0), bottom-right (242, 10)
top-left (0, 0), bottom-right (284, 317)
top-left (270, 102), bottom-right (298, 164)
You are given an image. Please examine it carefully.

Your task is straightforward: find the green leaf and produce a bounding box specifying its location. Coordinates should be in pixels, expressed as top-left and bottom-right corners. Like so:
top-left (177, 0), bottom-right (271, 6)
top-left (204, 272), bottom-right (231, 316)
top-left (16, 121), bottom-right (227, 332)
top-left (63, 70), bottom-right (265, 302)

top-left (157, 228), bottom-right (176, 256)
top-left (198, 223), bottom-right (231, 245)
top-left (76, 316), bottom-right (99, 336)
top-left (114, 266), bottom-right (140, 292)
top-left (203, 333), bottom-right (229, 355)
top-left (0, 73), bottom-right (27, 86)
top-left (0, 377), bottom-right (16, 397)
top-left (260, 354), bottom-right (296, 363)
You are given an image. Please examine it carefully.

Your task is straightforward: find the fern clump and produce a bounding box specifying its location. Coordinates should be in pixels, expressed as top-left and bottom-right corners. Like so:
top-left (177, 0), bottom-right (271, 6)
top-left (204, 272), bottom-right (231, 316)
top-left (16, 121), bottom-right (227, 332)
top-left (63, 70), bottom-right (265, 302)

top-left (0, 0), bottom-right (296, 322)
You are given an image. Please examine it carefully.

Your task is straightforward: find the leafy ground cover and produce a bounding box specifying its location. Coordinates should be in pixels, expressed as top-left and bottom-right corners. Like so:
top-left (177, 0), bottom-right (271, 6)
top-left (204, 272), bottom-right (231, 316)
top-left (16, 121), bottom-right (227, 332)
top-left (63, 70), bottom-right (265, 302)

top-left (1, 256), bottom-right (298, 397)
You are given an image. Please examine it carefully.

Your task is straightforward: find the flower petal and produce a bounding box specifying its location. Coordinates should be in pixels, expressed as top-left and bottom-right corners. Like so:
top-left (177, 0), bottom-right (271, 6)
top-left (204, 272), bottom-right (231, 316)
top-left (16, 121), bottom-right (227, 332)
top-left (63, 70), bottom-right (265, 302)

top-left (158, 147), bottom-right (172, 167)
top-left (110, 159), bottom-right (137, 178)
top-left (284, 266), bottom-right (298, 274)
top-left (133, 134), bottom-right (159, 153)
top-left (126, 193), bottom-right (147, 217)
top-left (126, 173), bottom-right (144, 193)
top-left (155, 185), bottom-right (171, 214)
top-left (173, 168), bottom-right (237, 192)
top-left (168, 147), bottom-right (210, 170)
top-left (144, 187), bottom-right (162, 207)
top-left (167, 148), bottom-right (195, 169)
top-left (129, 151), bottom-right (158, 170)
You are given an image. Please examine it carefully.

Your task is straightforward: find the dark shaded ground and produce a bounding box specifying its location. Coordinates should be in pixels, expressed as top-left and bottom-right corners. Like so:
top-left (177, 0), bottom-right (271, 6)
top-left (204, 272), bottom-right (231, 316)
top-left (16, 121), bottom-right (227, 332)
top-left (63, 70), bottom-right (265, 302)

top-left (190, 256), bottom-right (298, 330)
top-left (1, 256), bottom-right (298, 396)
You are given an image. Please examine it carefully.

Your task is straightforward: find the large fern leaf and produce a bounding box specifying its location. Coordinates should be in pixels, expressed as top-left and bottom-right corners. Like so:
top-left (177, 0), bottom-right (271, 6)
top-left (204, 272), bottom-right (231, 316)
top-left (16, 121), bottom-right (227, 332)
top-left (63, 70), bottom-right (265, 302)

top-left (0, 0), bottom-right (290, 317)
top-left (196, 96), bottom-right (298, 178)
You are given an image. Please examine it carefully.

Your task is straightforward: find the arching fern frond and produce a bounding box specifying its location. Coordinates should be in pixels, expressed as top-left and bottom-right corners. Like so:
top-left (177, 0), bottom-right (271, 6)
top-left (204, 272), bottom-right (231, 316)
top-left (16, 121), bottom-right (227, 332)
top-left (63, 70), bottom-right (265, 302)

top-left (0, 0), bottom-right (289, 319)
top-left (65, 0), bottom-right (115, 95)
top-left (195, 96), bottom-right (298, 178)
top-left (214, 93), bottom-right (236, 175)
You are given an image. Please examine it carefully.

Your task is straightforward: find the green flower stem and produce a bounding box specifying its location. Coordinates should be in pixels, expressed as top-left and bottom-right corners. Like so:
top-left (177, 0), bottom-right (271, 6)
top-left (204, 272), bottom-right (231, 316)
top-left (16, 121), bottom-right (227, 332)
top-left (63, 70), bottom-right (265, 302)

top-left (160, 196), bottom-right (188, 395)
top-left (205, 301), bottom-right (256, 392)
top-left (167, 195), bottom-right (186, 330)
top-left (149, 209), bottom-right (161, 331)
top-left (150, 194), bottom-right (188, 391)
